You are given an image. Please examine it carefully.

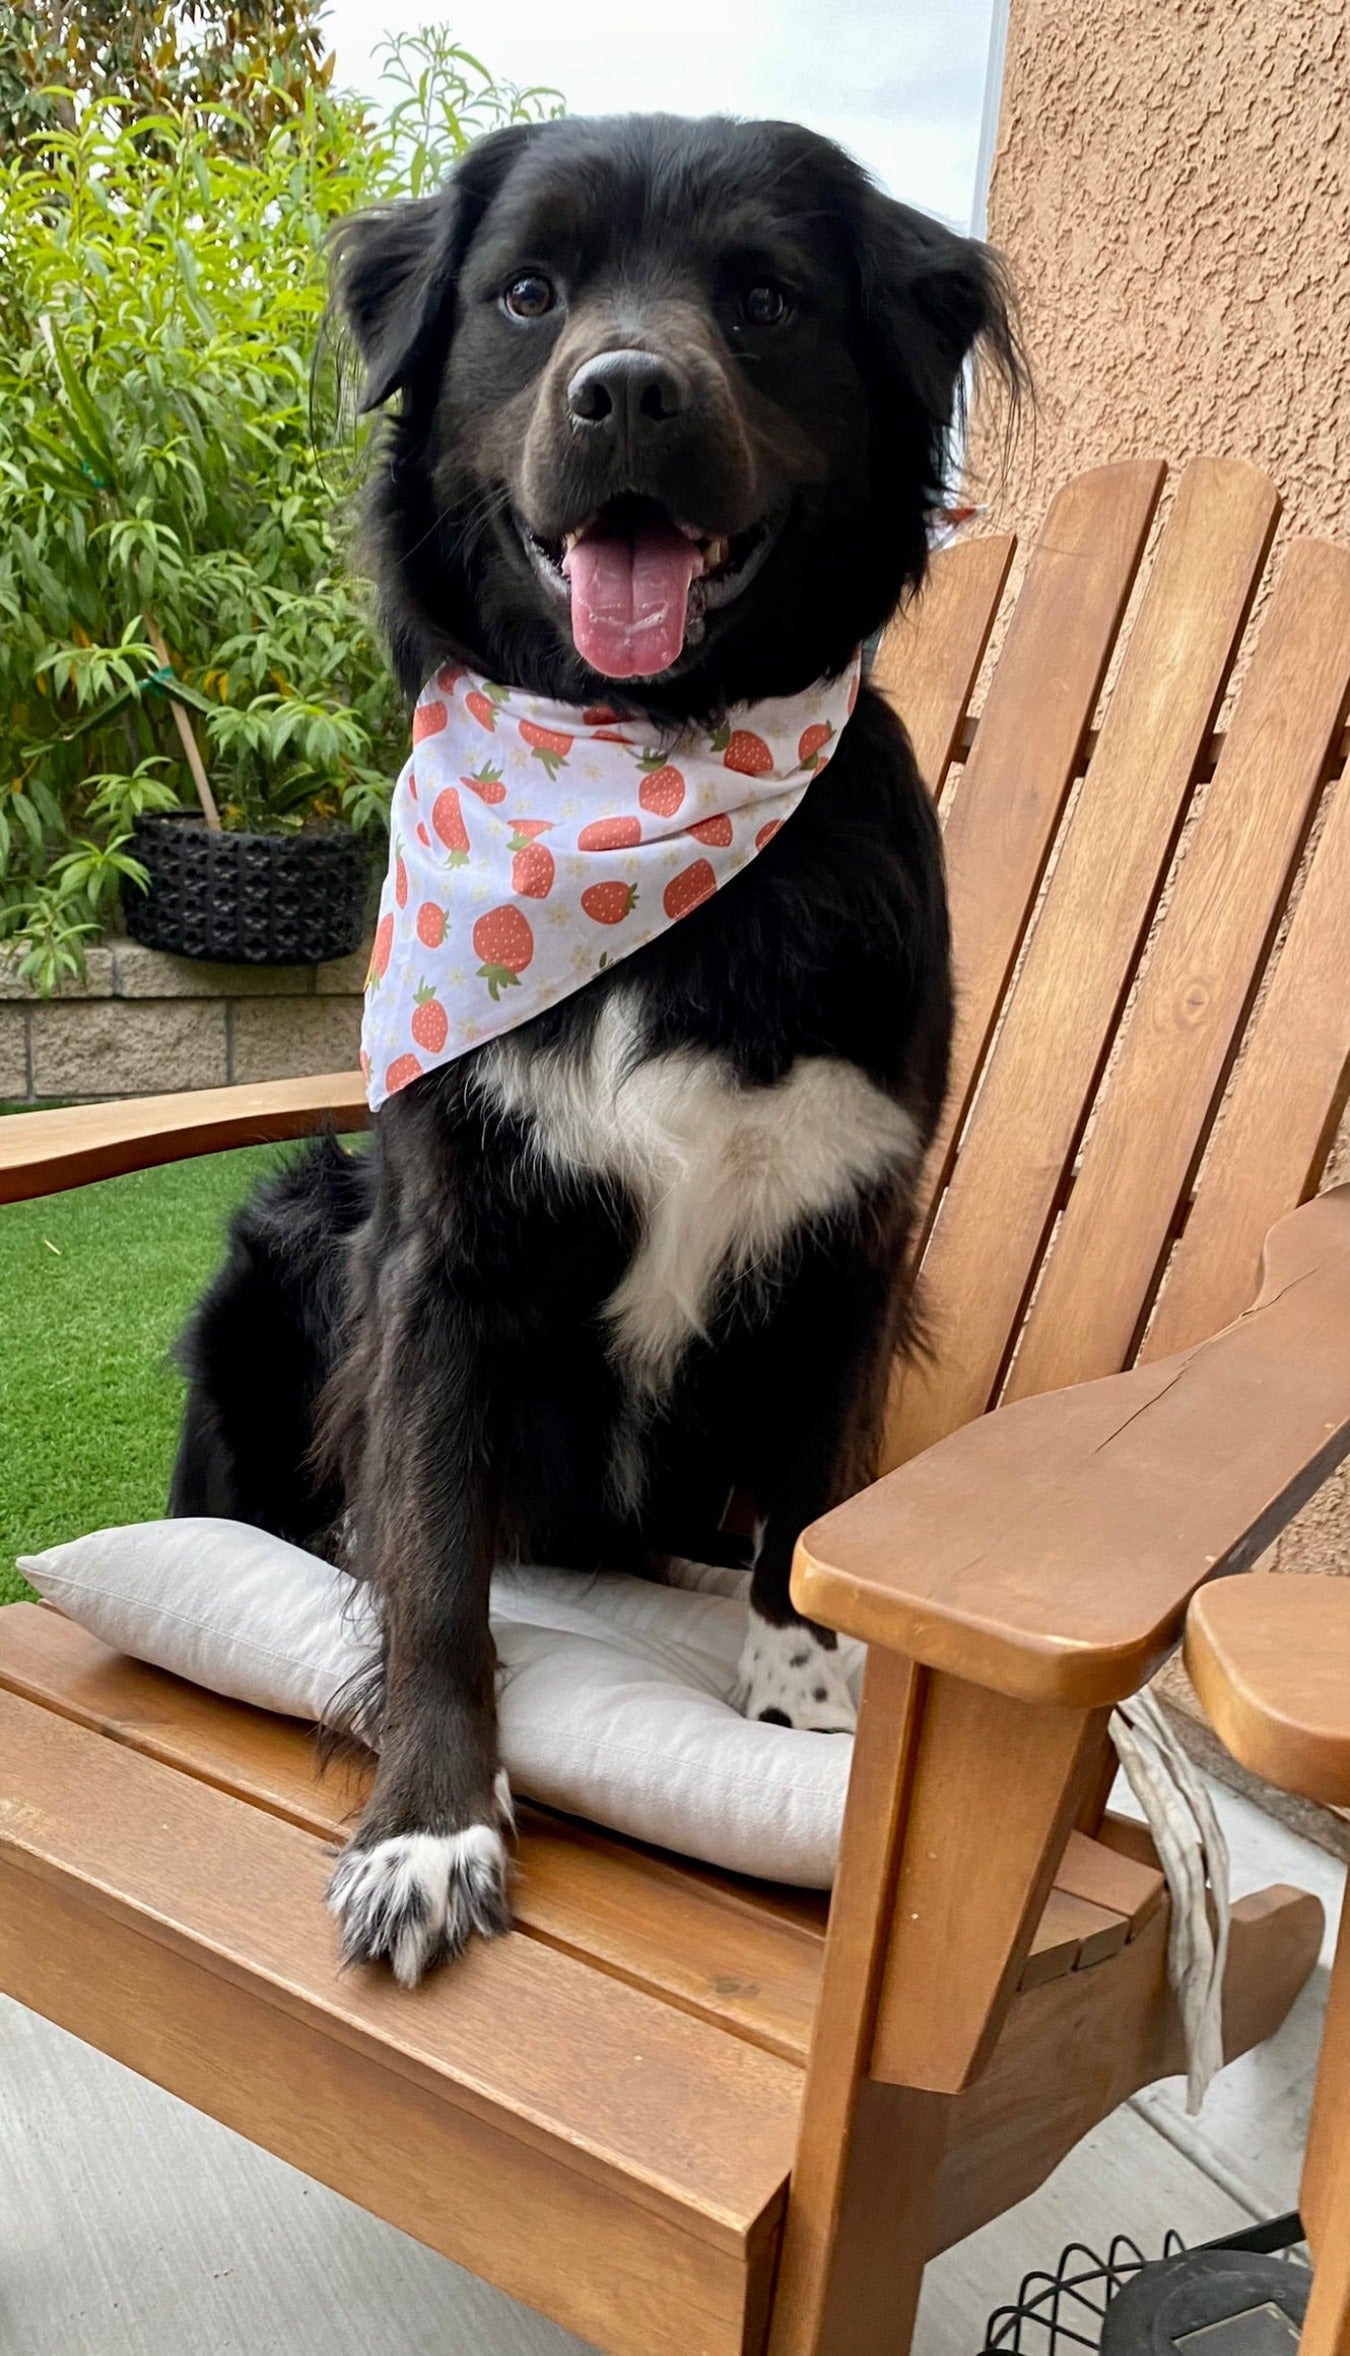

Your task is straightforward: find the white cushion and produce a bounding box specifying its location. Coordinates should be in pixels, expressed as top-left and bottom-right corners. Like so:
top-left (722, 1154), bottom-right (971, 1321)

top-left (17, 1520), bottom-right (861, 1887)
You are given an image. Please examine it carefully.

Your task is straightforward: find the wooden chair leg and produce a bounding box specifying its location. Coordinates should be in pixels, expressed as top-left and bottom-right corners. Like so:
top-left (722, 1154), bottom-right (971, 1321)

top-left (766, 1652), bottom-right (929, 2356)
top-left (1301, 2229), bottom-right (1350, 2356)
top-left (799, 2081), bottom-right (949, 2356)
top-left (1299, 1900), bottom-right (1350, 2356)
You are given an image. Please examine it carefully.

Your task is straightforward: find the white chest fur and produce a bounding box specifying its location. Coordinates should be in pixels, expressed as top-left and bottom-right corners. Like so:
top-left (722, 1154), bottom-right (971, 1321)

top-left (478, 992), bottom-right (919, 1400)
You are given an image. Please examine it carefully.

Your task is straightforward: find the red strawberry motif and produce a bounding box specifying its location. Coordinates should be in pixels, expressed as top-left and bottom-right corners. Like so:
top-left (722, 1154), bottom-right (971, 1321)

top-left (416, 820), bottom-right (431, 848)
top-left (435, 661), bottom-right (466, 693)
top-left (367, 910), bottom-right (394, 986)
top-left (412, 700), bottom-right (448, 743)
top-left (408, 772), bottom-right (418, 801)
top-left (416, 901), bottom-right (447, 949)
top-left (519, 718), bottom-right (574, 778)
top-left (713, 724), bottom-right (773, 777)
top-left (690, 813), bottom-right (733, 847)
top-left (507, 818), bottom-right (553, 840)
top-left (385, 1052), bottom-right (423, 1094)
top-left (511, 838), bottom-right (556, 899)
top-left (394, 846), bottom-right (408, 907)
top-left (756, 819), bottom-right (784, 850)
top-left (462, 764), bottom-right (505, 804)
top-left (663, 859), bottom-right (717, 920)
top-left (581, 880), bottom-right (639, 925)
top-left (466, 685), bottom-right (505, 733)
top-left (797, 720), bottom-right (834, 771)
top-left (578, 815), bottom-right (642, 851)
top-left (411, 981), bottom-right (449, 1055)
top-left (431, 786), bottom-right (470, 866)
top-left (473, 904), bottom-right (535, 999)
top-left (638, 753), bottom-right (685, 816)
top-left (583, 704), bottom-right (618, 725)
top-left (360, 1047), bottom-right (371, 1083)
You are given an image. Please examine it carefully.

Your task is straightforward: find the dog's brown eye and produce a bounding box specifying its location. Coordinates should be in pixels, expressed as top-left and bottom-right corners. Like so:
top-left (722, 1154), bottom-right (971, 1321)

top-left (503, 274), bottom-right (556, 321)
top-left (742, 282), bottom-right (789, 327)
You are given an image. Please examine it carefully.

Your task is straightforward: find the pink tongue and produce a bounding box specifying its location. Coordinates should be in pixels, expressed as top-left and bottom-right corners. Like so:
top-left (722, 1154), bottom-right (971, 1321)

top-left (563, 521), bottom-right (700, 678)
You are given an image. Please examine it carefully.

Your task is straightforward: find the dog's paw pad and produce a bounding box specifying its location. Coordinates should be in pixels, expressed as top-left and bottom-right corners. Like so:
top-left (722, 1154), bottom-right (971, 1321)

top-left (327, 1819), bottom-right (512, 1986)
top-left (733, 1616), bottom-right (858, 1734)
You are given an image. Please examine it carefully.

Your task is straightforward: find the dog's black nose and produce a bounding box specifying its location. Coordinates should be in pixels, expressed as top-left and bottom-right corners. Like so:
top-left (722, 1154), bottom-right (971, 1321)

top-left (566, 349), bottom-right (689, 441)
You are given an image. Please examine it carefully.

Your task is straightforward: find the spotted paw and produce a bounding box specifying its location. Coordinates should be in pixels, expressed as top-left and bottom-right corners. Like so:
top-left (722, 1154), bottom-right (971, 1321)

top-left (732, 1613), bottom-right (858, 1733)
top-left (327, 1773), bottom-right (514, 1986)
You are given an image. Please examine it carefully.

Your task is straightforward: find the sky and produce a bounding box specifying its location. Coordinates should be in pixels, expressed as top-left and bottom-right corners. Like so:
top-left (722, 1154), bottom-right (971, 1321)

top-left (325, 0), bottom-right (1002, 232)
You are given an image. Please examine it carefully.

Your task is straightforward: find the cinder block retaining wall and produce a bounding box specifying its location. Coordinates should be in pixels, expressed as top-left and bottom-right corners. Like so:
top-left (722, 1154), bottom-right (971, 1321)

top-left (1, 938), bottom-right (367, 1104)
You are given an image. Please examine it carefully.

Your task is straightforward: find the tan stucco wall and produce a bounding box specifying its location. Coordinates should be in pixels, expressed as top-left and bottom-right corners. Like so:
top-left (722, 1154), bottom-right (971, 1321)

top-left (980, 0), bottom-right (1350, 545)
top-left (973, 1), bottom-right (1350, 1616)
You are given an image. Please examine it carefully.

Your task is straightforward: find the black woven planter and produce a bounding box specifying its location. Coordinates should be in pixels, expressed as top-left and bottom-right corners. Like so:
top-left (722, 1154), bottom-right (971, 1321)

top-left (124, 811), bottom-right (370, 966)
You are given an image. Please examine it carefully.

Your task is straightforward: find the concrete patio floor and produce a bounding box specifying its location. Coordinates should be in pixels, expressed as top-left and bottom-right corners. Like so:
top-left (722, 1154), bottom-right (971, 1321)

top-left (2, 1774), bottom-right (1341, 2355)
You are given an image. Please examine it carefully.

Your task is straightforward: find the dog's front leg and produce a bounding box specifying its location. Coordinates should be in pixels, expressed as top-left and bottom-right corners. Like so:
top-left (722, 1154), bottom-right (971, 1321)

top-left (326, 1254), bottom-right (513, 1986)
top-left (730, 1243), bottom-right (901, 1736)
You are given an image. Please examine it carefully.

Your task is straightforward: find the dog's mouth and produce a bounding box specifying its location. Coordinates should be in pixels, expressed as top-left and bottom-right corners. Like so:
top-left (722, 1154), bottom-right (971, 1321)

top-left (515, 493), bottom-right (781, 680)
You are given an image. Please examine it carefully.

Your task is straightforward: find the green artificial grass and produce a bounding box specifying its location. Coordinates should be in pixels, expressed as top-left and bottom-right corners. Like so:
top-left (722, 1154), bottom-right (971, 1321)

top-left (0, 1141), bottom-right (360, 1604)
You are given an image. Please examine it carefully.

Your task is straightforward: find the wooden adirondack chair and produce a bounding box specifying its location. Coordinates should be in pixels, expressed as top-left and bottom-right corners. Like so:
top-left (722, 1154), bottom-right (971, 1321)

top-left (3, 454), bottom-right (1350, 2356)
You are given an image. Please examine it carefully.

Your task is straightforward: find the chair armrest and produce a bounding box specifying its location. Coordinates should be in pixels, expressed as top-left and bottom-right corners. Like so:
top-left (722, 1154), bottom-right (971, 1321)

top-left (792, 1186), bottom-right (1350, 1708)
top-left (0, 1073), bottom-right (369, 1205)
top-left (1186, 1573), bottom-right (1350, 1809)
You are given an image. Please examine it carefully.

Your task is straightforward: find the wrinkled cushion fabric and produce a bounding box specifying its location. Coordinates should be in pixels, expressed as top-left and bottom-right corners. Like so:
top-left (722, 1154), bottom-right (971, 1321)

top-left (19, 1521), bottom-right (862, 1887)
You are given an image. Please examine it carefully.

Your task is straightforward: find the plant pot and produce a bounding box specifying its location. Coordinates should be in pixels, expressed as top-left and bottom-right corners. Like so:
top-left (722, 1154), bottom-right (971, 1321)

top-left (123, 811), bottom-right (371, 966)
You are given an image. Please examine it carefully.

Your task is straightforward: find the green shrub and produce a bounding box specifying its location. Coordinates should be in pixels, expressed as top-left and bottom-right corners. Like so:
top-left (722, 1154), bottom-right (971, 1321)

top-left (0, 16), bottom-right (562, 990)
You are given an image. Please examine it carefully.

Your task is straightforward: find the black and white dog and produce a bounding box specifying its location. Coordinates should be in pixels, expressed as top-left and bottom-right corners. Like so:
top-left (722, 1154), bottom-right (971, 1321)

top-left (172, 113), bottom-right (1019, 1982)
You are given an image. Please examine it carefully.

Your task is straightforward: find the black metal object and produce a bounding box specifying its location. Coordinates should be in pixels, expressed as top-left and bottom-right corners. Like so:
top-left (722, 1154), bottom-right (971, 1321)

top-left (124, 811), bottom-right (371, 967)
top-left (1099, 2244), bottom-right (1308, 2356)
top-left (981, 2217), bottom-right (1309, 2356)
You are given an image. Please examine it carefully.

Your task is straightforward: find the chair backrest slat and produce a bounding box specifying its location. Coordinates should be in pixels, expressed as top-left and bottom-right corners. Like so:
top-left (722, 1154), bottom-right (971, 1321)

top-left (1142, 760), bottom-right (1350, 1362)
top-left (888, 459), bottom-right (1280, 1464)
top-left (1003, 534), bottom-right (1350, 1405)
top-left (871, 532), bottom-right (1016, 796)
top-left (915, 460), bottom-right (1164, 1235)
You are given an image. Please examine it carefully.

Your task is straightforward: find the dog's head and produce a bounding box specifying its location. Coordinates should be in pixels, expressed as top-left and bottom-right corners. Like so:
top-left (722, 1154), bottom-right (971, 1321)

top-left (334, 114), bottom-right (1020, 716)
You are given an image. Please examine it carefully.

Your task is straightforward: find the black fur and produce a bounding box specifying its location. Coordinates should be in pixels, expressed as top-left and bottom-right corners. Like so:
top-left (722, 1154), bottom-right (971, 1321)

top-left (173, 111), bottom-right (1020, 1976)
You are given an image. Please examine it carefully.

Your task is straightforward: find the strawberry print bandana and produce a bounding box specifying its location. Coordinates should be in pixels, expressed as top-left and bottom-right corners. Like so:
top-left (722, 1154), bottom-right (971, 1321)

top-left (361, 652), bottom-right (862, 1110)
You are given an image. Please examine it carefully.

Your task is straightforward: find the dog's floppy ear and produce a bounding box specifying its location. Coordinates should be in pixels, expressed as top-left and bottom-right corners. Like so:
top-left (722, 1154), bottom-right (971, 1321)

top-left (333, 124), bottom-right (543, 413)
top-left (853, 190), bottom-right (1024, 476)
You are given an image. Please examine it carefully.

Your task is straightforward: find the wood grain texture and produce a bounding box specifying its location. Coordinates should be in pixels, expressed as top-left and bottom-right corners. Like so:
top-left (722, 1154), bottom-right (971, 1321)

top-left (0, 1606), bottom-right (826, 2065)
top-left (909, 459), bottom-right (1164, 1239)
top-left (1006, 534), bottom-right (1350, 1403)
top-left (870, 1682), bottom-right (1101, 2090)
top-left (1300, 1900), bottom-right (1350, 2347)
top-left (1144, 759), bottom-right (1350, 1362)
top-left (0, 1072), bottom-right (369, 1204)
top-left (0, 1866), bottom-right (764, 2356)
top-left (1185, 1574), bottom-right (1350, 1809)
top-left (869, 532), bottom-right (1016, 797)
top-left (0, 1689), bottom-right (800, 2260)
top-left (793, 1187), bottom-right (1350, 1704)
top-left (890, 459), bottom-right (1280, 1461)
top-left (931, 1883), bottom-right (1324, 2255)
top-left (765, 1650), bottom-right (929, 2356)
top-left (1054, 1826), bottom-right (1164, 1936)
top-left (1018, 1887), bottom-right (1128, 1988)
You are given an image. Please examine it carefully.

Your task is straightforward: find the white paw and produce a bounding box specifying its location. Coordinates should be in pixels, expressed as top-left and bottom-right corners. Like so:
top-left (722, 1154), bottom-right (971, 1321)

top-left (733, 1612), bottom-right (858, 1733)
top-left (328, 1777), bottom-right (514, 1986)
